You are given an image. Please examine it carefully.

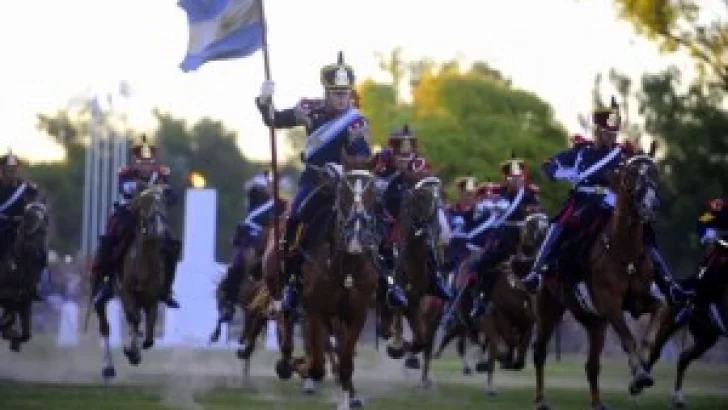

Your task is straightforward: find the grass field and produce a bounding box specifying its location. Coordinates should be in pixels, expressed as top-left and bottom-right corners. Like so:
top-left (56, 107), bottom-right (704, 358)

top-left (1, 338), bottom-right (727, 410)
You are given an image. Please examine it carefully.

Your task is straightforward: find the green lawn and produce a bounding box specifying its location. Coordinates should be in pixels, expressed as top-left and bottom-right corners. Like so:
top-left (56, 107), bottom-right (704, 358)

top-left (1, 340), bottom-right (727, 410)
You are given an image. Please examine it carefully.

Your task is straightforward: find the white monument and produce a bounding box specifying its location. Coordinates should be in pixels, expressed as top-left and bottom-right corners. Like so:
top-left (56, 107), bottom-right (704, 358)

top-left (160, 181), bottom-right (227, 347)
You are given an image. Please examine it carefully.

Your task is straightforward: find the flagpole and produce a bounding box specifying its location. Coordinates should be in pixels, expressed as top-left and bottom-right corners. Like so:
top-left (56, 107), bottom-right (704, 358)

top-left (258, 0), bottom-right (281, 269)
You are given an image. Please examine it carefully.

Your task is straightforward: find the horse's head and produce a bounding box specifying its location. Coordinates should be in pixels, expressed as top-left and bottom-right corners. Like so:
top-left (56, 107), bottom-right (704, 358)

top-left (403, 171), bottom-right (443, 237)
top-left (332, 150), bottom-right (377, 254)
top-left (520, 211), bottom-right (549, 256)
top-left (615, 144), bottom-right (660, 223)
top-left (132, 185), bottom-right (168, 240)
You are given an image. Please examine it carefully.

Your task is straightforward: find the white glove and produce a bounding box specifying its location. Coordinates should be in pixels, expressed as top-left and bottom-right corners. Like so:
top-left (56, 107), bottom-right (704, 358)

top-left (701, 228), bottom-right (717, 245)
top-left (602, 191), bottom-right (616, 208)
top-left (122, 181), bottom-right (137, 195)
top-left (259, 80), bottom-right (274, 104)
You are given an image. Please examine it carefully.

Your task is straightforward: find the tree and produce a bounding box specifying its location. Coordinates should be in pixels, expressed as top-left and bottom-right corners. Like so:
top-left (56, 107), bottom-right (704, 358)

top-left (612, 0), bottom-right (728, 90)
top-left (358, 58), bottom-right (570, 211)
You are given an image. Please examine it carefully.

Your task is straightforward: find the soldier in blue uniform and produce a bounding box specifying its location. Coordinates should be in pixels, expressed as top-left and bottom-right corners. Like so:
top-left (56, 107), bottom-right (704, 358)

top-left (674, 198), bottom-right (728, 324)
top-left (373, 126), bottom-right (451, 306)
top-left (91, 136), bottom-right (181, 310)
top-left (470, 156), bottom-right (542, 318)
top-left (255, 52), bottom-right (372, 312)
top-left (520, 98), bottom-right (691, 305)
top-left (0, 150), bottom-right (44, 301)
top-left (219, 171), bottom-right (284, 320)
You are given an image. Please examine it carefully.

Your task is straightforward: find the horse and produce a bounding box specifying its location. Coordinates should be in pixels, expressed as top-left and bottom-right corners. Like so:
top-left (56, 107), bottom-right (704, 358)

top-left (94, 184), bottom-right (169, 376)
top-left (0, 201), bottom-right (48, 352)
top-left (642, 238), bottom-right (728, 408)
top-left (209, 274), bottom-right (267, 379)
top-left (209, 223), bottom-right (272, 379)
top-left (531, 151), bottom-right (669, 410)
top-left (385, 171), bottom-right (447, 388)
top-left (291, 150), bottom-right (379, 410)
top-left (476, 211), bottom-right (546, 395)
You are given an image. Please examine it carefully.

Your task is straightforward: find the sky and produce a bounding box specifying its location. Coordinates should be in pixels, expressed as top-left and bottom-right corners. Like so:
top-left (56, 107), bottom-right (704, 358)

top-left (0, 0), bottom-right (701, 164)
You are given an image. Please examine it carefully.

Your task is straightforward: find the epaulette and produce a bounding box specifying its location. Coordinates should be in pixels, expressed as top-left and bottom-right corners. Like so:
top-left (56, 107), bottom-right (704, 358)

top-left (159, 165), bottom-right (170, 176)
top-left (709, 198), bottom-right (725, 212)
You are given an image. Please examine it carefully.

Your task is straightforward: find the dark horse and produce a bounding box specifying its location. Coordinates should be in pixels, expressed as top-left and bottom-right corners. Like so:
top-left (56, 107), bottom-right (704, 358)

top-left (209, 223), bottom-right (273, 380)
top-left (532, 151), bottom-right (668, 410)
top-left (478, 212), bottom-right (546, 394)
top-left (642, 238), bottom-right (728, 408)
top-left (95, 185), bottom-right (169, 377)
top-left (291, 150), bottom-right (379, 409)
top-left (0, 201), bottom-right (48, 352)
top-left (385, 171), bottom-right (447, 388)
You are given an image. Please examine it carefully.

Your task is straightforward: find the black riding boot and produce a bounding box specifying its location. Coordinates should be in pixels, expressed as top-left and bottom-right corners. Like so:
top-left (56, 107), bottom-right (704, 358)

top-left (281, 219), bottom-right (302, 312)
top-left (160, 238), bottom-right (181, 309)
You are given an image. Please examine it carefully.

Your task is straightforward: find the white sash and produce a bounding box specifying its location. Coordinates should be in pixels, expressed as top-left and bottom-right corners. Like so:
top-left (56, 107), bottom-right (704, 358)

top-left (304, 108), bottom-right (361, 160)
top-left (576, 147), bottom-right (621, 184)
top-left (244, 199), bottom-right (274, 231)
top-left (467, 214), bottom-right (499, 240)
top-left (496, 187), bottom-right (525, 225)
top-left (0, 182), bottom-right (27, 214)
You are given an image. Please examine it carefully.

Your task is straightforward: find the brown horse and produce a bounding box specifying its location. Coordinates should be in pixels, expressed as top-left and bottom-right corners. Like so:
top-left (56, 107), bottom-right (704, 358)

top-left (0, 201), bottom-right (48, 352)
top-left (291, 151), bottom-right (378, 409)
top-left (532, 153), bottom-right (668, 410)
top-left (643, 238), bottom-right (728, 408)
top-left (386, 172), bottom-right (447, 388)
top-left (477, 212), bottom-right (546, 395)
top-left (209, 276), bottom-right (267, 379)
top-left (209, 222), bottom-right (272, 378)
top-left (109, 185), bottom-right (168, 367)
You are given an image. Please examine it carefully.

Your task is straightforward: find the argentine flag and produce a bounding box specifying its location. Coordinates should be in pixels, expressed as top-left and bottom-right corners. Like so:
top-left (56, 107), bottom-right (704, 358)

top-left (179, 0), bottom-right (264, 72)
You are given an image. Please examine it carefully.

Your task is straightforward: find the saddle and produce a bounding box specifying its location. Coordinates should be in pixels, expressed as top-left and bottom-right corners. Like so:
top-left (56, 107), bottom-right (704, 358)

top-left (553, 211), bottom-right (610, 282)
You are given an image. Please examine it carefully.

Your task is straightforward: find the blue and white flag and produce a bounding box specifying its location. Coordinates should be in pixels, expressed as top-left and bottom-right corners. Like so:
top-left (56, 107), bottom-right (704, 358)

top-left (179, 0), bottom-right (264, 72)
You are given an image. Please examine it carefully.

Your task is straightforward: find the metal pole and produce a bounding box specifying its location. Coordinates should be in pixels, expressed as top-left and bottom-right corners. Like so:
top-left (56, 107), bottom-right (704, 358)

top-left (90, 116), bottom-right (101, 244)
top-left (100, 131), bottom-right (110, 232)
top-left (81, 117), bottom-right (93, 258)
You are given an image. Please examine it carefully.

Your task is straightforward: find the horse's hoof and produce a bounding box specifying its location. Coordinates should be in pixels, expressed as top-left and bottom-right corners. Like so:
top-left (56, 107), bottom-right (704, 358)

top-left (421, 379), bottom-right (433, 390)
top-left (462, 366), bottom-right (473, 376)
top-left (123, 348), bottom-right (141, 366)
top-left (141, 339), bottom-right (154, 350)
top-left (534, 400), bottom-right (552, 410)
top-left (349, 397), bottom-right (364, 408)
top-left (236, 348), bottom-right (251, 360)
top-left (275, 359), bottom-right (293, 380)
top-left (303, 378), bottom-right (315, 394)
top-left (672, 391), bottom-right (686, 409)
top-left (512, 360), bottom-right (526, 371)
top-left (485, 388), bottom-right (498, 397)
top-left (629, 383), bottom-right (642, 396)
top-left (404, 355), bottom-right (420, 370)
top-left (592, 404), bottom-right (611, 410)
top-left (475, 361), bottom-right (488, 373)
top-left (102, 366), bottom-right (116, 380)
top-left (631, 371), bottom-right (654, 392)
top-left (9, 340), bottom-right (20, 352)
top-left (386, 344), bottom-right (405, 360)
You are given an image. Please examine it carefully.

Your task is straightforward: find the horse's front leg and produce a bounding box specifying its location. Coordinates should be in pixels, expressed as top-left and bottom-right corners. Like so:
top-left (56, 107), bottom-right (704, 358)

top-left (274, 311), bottom-right (296, 380)
top-left (95, 300), bottom-right (116, 380)
top-left (585, 321), bottom-right (608, 409)
top-left (121, 291), bottom-right (142, 366)
top-left (406, 300), bottom-right (427, 354)
top-left (296, 311), bottom-right (326, 394)
top-left (532, 291), bottom-right (564, 409)
top-left (386, 311), bottom-right (406, 359)
top-left (638, 299), bottom-right (670, 369)
top-left (141, 303), bottom-right (157, 350)
top-left (600, 295), bottom-right (654, 394)
top-left (337, 309), bottom-right (368, 410)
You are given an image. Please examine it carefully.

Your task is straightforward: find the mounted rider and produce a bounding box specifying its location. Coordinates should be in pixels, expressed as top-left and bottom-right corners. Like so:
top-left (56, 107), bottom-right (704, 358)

top-left (255, 51), bottom-right (372, 312)
top-left (0, 150), bottom-right (44, 300)
top-left (470, 155), bottom-right (542, 318)
top-left (520, 97), bottom-right (692, 306)
top-left (675, 198), bottom-right (728, 324)
top-left (91, 136), bottom-right (181, 310)
top-left (373, 126), bottom-right (451, 306)
top-left (219, 171), bottom-right (285, 320)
